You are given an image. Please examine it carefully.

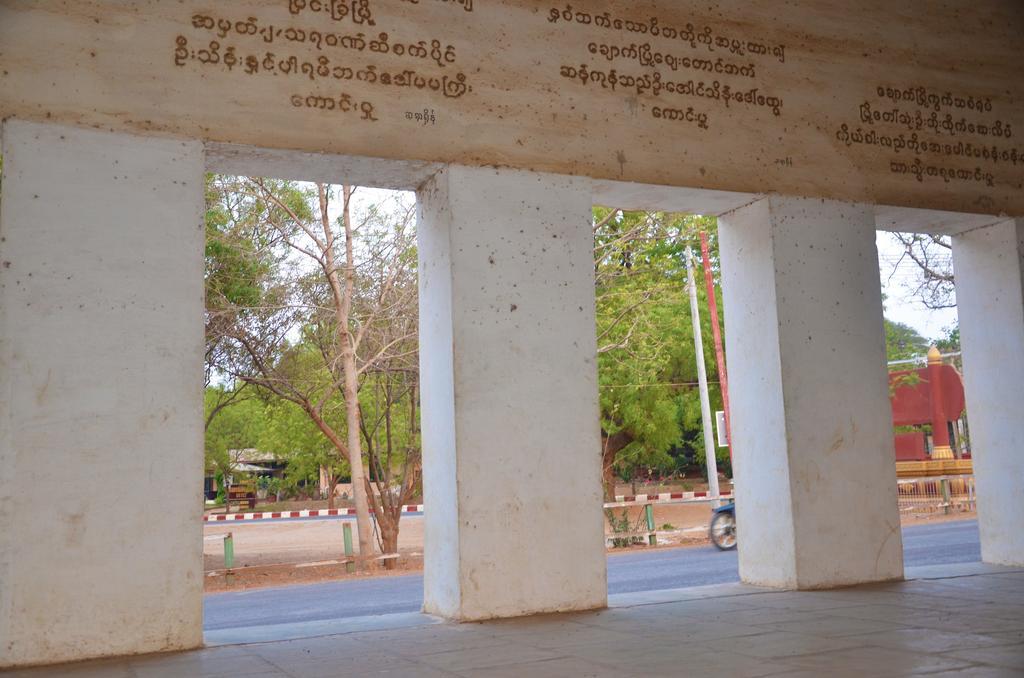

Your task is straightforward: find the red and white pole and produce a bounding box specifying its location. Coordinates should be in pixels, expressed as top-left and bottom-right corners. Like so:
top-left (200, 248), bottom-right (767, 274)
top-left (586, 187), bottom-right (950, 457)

top-left (927, 346), bottom-right (954, 459)
top-left (700, 232), bottom-right (732, 464)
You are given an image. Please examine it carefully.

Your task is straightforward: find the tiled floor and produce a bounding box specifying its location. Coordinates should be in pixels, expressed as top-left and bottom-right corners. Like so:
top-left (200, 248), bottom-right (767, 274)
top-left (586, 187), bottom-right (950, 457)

top-left (5, 564), bottom-right (1023, 677)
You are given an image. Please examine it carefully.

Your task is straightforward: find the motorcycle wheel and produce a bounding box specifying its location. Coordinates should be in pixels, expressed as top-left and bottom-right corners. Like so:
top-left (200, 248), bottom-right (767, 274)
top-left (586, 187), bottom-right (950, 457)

top-left (709, 511), bottom-right (737, 551)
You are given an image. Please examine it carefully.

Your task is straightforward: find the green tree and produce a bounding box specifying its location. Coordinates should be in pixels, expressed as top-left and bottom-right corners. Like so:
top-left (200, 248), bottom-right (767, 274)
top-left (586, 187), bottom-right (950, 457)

top-left (208, 178), bottom-right (419, 563)
top-left (204, 174), bottom-right (293, 388)
top-left (936, 325), bottom-right (960, 352)
top-left (260, 395), bottom-right (349, 500)
top-left (204, 388), bottom-right (269, 488)
top-left (594, 209), bottom-right (726, 499)
top-left (884, 318), bottom-right (929, 363)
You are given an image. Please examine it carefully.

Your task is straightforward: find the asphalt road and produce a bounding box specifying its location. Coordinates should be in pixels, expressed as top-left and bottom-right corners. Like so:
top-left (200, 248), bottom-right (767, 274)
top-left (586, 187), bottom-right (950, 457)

top-left (204, 519), bottom-right (982, 632)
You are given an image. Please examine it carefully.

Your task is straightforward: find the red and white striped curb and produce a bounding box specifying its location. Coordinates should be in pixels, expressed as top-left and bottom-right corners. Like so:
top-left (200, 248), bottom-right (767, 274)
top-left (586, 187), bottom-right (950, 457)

top-left (203, 492), bottom-right (732, 522)
top-left (607, 491), bottom-right (733, 507)
top-left (204, 505), bottom-right (424, 522)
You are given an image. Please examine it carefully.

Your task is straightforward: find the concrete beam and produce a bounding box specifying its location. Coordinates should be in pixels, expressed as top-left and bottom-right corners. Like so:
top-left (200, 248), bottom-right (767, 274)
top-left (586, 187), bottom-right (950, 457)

top-left (592, 179), bottom-right (760, 217)
top-left (205, 143), bottom-right (442, 192)
top-left (719, 196), bottom-right (904, 589)
top-left (0, 120), bottom-right (205, 667)
top-left (417, 165), bottom-right (606, 620)
top-left (952, 218), bottom-right (1024, 566)
top-left (874, 205), bottom-right (1007, 237)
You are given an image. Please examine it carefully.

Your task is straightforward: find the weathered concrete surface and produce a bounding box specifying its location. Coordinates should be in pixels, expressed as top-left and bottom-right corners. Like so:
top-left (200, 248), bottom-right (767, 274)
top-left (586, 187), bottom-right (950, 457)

top-left (0, 120), bottom-right (205, 667)
top-left (953, 218), bottom-right (1024, 567)
top-left (1, 1), bottom-right (1022, 214)
top-left (719, 196), bottom-right (904, 589)
top-left (417, 165), bottom-right (606, 620)
top-left (17, 565), bottom-right (1024, 677)
top-left (205, 142), bottom-right (442, 191)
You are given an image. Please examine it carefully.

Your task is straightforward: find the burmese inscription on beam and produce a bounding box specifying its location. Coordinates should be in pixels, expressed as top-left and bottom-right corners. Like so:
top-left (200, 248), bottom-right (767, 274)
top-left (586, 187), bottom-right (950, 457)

top-left (0, 1), bottom-right (1021, 214)
top-left (838, 85), bottom-right (1018, 200)
top-left (176, 2), bottom-right (472, 123)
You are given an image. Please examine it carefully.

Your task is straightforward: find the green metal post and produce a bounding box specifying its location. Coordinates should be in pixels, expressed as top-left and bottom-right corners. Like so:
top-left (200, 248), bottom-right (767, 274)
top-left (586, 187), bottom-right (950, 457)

top-left (645, 504), bottom-right (656, 546)
top-left (940, 478), bottom-right (952, 515)
top-left (223, 532), bottom-right (235, 584)
top-left (343, 522), bottom-right (355, 573)
top-left (223, 532), bottom-right (235, 569)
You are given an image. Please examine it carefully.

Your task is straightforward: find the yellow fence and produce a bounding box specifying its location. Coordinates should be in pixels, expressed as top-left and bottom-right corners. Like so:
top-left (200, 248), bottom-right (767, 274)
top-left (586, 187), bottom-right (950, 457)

top-left (897, 474), bottom-right (976, 515)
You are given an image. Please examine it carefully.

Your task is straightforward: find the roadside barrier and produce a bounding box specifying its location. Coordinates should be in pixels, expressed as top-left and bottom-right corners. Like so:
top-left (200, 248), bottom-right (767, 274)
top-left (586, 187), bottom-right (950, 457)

top-left (898, 474), bottom-right (975, 515)
top-left (203, 493), bottom-right (734, 523)
top-left (203, 504), bottom-right (424, 522)
top-left (604, 491), bottom-right (733, 508)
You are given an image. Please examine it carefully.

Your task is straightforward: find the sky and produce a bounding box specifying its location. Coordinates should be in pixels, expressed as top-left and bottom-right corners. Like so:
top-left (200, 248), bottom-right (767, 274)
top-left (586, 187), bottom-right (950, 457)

top-left (875, 232), bottom-right (958, 342)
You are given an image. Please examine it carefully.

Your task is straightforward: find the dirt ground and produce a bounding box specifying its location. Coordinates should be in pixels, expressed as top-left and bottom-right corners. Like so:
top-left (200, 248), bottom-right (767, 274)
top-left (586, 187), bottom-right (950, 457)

top-left (203, 505), bottom-right (709, 569)
top-left (204, 517), bottom-right (424, 567)
top-left (203, 505), bottom-right (977, 593)
top-left (606, 503), bottom-right (717, 546)
top-left (203, 517), bottom-right (426, 593)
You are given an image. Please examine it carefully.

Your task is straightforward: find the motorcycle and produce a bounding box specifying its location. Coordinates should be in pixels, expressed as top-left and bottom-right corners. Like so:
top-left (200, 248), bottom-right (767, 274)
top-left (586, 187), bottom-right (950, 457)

top-left (709, 501), bottom-right (737, 551)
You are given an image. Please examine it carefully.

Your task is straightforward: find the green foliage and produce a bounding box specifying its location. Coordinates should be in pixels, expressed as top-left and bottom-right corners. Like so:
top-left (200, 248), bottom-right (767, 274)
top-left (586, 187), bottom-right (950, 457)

top-left (204, 175), bottom-right (314, 387)
top-left (204, 356), bottom-right (352, 500)
top-left (259, 394), bottom-right (349, 496)
top-left (359, 371), bottom-right (420, 488)
top-left (594, 209), bottom-right (728, 482)
top-left (936, 325), bottom-right (960, 352)
top-left (214, 471), bottom-right (226, 505)
top-left (885, 318), bottom-right (929, 362)
top-left (204, 388), bottom-right (269, 476)
top-left (204, 177), bottom-right (420, 518)
top-left (604, 509), bottom-right (646, 548)
top-left (204, 175), bottom-right (301, 315)
top-left (888, 370), bottom-right (922, 398)
top-left (257, 475), bottom-right (284, 500)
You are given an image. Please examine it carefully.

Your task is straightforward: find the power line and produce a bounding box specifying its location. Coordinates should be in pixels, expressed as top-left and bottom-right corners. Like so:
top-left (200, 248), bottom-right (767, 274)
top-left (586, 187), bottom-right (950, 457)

top-left (599, 381), bottom-right (721, 388)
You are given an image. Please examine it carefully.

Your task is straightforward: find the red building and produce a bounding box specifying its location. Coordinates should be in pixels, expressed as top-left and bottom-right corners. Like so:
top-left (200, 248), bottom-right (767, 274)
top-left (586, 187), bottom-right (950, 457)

top-left (890, 347), bottom-right (966, 461)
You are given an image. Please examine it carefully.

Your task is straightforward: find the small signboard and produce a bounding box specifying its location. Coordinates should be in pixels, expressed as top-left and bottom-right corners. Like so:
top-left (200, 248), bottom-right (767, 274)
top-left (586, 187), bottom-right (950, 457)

top-left (716, 411), bottom-right (729, 448)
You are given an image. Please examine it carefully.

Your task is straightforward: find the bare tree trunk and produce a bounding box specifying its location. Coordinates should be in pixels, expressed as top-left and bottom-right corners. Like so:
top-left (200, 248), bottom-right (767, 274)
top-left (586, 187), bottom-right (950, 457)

top-left (301, 404), bottom-right (354, 513)
top-left (366, 458), bottom-right (419, 570)
top-left (601, 430), bottom-right (631, 502)
top-left (320, 184), bottom-right (375, 564)
top-left (360, 374), bottom-right (421, 571)
top-left (223, 179), bottom-right (418, 567)
top-left (376, 506), bottom-right (400, 570)
top-left (342, 358), bottom-right (373, 562)
top-left (602, 462), bottom-right (616, 503)
top-left (223, 476), bottom-right (232, 515)
top-left (325, 467), bottom-right (336, 510)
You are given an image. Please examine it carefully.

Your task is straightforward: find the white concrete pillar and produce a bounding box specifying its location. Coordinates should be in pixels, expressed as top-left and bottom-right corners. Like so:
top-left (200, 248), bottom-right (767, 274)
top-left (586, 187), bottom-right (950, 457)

top-left (952, 218), bottom-right (1024, 566)
top-left (719, 196), bottom-right (903, 589)
top-left (0, 120), bottom-right (205, 667)
top-left (417, 166), bottom-right (605, 620)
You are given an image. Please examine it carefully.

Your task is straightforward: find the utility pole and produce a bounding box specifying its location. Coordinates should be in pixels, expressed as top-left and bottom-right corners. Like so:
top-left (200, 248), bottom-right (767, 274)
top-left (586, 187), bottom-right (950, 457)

top-left (686, 246), bottom-right (720, 504)
top-left (700, 232), bottom-right (732, 465)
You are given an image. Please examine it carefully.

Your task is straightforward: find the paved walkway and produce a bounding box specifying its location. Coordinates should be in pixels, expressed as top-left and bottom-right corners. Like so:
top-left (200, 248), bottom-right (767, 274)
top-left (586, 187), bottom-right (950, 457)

top-left (6, 563), bottom-right (1023, 677)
